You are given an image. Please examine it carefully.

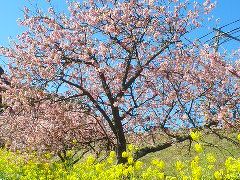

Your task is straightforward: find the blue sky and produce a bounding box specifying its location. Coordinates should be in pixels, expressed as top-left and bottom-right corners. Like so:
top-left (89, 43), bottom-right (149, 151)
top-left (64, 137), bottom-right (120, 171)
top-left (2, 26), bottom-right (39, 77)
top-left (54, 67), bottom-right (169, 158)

top-left (0, 0), bottom-right (239, 68)
top-left (1, 0), bottom-right (239, 45)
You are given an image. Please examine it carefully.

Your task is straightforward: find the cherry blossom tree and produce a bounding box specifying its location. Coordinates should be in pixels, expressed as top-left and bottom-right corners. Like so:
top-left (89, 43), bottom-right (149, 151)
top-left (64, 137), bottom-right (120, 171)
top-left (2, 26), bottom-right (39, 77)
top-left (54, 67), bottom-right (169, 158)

top-left (0, 84), bottom-right (113, 162)
top-left (0, 0), bottom-right (239, 163)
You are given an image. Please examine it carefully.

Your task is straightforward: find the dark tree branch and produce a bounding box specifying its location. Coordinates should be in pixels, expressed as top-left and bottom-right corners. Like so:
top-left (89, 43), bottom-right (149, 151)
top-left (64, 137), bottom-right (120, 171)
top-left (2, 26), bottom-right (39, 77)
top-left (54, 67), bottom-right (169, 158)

top-left (134, 135), bottom-right (190, 160)
top-left (115, 41), bottom-right (173, 101)
top-left (60, 78), bottom-right (117, 136)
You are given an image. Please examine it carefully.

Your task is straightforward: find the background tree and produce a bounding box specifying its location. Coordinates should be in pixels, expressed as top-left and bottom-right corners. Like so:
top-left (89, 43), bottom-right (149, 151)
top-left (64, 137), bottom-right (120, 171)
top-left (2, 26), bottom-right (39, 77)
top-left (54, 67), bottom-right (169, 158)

top-left (0, 0), bottom-right (239, 163)
top-left (0, 85), bottom-right (113, 163)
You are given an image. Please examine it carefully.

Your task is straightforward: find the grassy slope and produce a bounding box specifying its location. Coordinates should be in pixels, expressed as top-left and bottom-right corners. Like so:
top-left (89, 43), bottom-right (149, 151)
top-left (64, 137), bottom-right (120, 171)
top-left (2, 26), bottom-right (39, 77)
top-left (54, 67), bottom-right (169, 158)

top-left (138, 131), bottom-right (240, 175)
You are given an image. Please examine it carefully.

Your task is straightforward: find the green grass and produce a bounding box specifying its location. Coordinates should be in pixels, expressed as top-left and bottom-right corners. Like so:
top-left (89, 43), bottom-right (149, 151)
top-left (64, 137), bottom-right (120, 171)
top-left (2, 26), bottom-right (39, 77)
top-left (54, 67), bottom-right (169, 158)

top-left (138, 131), bottom-right (240, 175)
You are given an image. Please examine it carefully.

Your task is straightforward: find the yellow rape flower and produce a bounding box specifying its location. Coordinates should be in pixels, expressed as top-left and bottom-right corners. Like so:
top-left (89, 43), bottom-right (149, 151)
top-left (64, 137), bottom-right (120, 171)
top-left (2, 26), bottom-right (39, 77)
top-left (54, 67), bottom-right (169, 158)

top-left (127, 144), bottom-right (134, 152)
top-left (66, 150), bottom-right (73, 157)
top-left (166, 176), bottom-right (177, 180)
top-left (135, 161), bottom-right (143, 170)
top-left (192, 166), bottom-right (202, 179)
top-left (151, 159), bottom-right (165, 169)
top-left (107, 157), bottom-right (114, 164)
top-left (194, 143), bottom-right (203, 153)
top-left (206, 153), bottom-right (216, 163)
top-left (72, 139), bottom-right (77, 145)
top-left (109, 151), bottom-right (116, 158)
top-left (151, 159), bottom-right (159, 166)
top-left (127, 165), bottom-right (134, 174)
top-left (122, 151), bottom-right (128, 158)
top-left (157, 160), bottom-right (165, 169)
top-left (191, 156), bottom-right (200, 169)
top-left (157, 172), bottom-right (165, 179)
top-left (44, 152), bottom-right (52, 159)
top-left (214, 169), bottom-right (224, 180)
top-left (175, 160), bottom-right (185, 171)
top-left (237, 134), bottom-right (240, 141)
top-left (128, 157), bottom-right (134, 164)
top-left (190, 131), bottom-right (202, 141)
top-left (208, 165), bottom-right (214, 170)
top-left (86, 155), bottom-right (95, 164)
top-left (182, 175), bottom-right (190, 180)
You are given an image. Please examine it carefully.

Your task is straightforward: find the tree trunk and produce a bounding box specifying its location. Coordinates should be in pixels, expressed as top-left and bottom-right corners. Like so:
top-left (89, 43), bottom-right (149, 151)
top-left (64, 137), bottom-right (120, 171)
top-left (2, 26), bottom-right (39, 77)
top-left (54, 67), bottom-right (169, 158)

top-left (116, 125), bottom-right (127, 164)
top-left (112, 107), bottom-right (127, 164)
